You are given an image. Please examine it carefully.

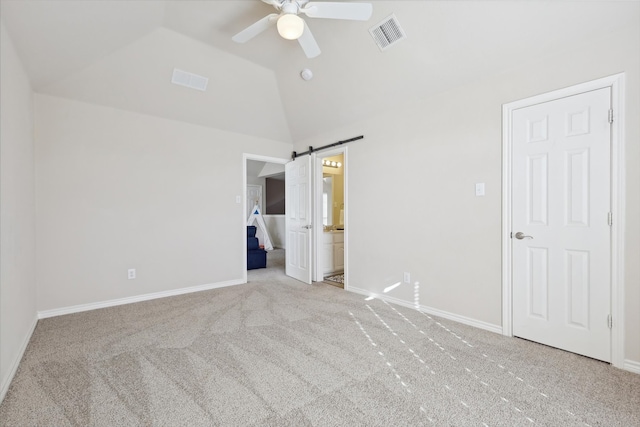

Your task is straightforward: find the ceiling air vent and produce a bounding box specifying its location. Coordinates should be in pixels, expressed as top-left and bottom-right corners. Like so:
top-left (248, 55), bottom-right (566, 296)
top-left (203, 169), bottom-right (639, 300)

top-left (171, 68), bottom-right (208, 91)
top-left (369, 14), bottom-right (406, 51)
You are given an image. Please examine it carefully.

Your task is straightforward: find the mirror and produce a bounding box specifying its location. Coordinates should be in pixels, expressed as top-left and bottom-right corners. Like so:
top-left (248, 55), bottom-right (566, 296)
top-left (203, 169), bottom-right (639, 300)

top-left (322, 177), bottom-right (332, 226)
top-left (321, 154), bottom-right (344, 228)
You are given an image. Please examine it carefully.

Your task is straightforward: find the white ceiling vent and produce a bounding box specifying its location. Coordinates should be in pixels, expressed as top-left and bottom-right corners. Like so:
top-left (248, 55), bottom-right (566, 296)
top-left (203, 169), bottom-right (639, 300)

top-left (171, 68), bottom-right (209, 91)
top-left (369, 14), bottom-right (406, 51)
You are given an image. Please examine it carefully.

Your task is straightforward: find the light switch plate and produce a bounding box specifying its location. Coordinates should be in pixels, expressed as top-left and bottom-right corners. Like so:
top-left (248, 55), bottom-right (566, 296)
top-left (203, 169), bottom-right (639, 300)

top-left (475, 183), bottom-right (485, 196)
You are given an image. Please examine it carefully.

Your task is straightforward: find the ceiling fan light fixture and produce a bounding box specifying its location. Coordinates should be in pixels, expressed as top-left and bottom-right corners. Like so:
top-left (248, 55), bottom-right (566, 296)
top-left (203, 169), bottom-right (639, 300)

top-left (277, 14), bottom-right (304, 40)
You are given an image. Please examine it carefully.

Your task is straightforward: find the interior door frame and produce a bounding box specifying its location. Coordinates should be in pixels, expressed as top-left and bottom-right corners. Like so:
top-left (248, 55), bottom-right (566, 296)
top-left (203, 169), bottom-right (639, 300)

top-left (502, 73), bottom-right (626, 369)
top-left (313, 147), bottom-right (348, 287)
top-left (242, 153), bottom-right (288, 284)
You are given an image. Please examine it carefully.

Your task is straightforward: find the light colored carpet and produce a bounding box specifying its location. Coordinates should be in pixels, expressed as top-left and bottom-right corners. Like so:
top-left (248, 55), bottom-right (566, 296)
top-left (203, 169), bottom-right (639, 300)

top-left (1, 263), bottom-right (639, 426)
top-left (247, 248), bottom-right (285, 282)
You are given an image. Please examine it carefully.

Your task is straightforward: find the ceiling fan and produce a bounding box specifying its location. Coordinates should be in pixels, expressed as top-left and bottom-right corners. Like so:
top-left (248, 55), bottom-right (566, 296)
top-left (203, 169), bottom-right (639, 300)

top-left (232, 0), bottom-right (373, 58)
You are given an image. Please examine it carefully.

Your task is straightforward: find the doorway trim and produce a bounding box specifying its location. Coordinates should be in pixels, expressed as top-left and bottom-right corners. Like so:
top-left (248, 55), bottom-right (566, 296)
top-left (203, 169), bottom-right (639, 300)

top-left (501, 73), bottom-right (626, 369)
top-left (242, 153), bottom-right (288, 284)
top-left (314, 147), bottom-right (348, 288)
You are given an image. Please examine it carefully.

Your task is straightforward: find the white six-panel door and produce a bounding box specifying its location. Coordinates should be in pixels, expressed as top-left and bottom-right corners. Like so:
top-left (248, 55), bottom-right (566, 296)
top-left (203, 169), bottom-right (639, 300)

top-left (512, 87), bottom-right (612, 362)
top-left (285, 156), bottom-right (312, 284)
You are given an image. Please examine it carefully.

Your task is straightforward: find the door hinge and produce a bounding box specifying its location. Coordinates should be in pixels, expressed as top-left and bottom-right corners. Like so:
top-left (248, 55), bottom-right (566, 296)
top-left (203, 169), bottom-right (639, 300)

top-left (608, 212), bottom-right (613, 226)
top-left (607, 314), bottom-right (613, 329)
top-left (608, 109), bottom-right (614, 124)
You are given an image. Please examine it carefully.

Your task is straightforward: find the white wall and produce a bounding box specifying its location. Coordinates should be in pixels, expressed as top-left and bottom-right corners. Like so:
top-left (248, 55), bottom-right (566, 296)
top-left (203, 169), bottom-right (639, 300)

top-left (35, 95), bottom-right (292, 312)
top-left (0, 22), bottom-right (37, 401)
top-left (263, 215), bottom-right (285, 249)
top-left (295, 25), bottom-right (640, 363)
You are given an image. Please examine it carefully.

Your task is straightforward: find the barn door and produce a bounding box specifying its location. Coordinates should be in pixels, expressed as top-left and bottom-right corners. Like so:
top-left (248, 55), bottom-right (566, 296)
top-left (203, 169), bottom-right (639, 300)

top-left (285, 156), bottom-right (312, 284)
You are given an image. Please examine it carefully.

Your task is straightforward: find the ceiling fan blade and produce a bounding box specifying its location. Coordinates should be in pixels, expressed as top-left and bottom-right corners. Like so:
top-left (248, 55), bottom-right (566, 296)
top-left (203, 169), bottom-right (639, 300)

top-left (298, 22), bottom-right (321, 58)
top-left (301, 2), bottom-right (373, 21)
top-left (232, 13), bottom-right (279, 43)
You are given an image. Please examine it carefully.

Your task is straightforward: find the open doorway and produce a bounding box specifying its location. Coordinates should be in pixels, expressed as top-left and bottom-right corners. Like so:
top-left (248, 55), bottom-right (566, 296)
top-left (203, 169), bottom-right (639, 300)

top-left (315, 149), bottom-right (347, 289)
top-left (243, 154), bottom-right (288, 283)
top-left (243, 149), bottom-right (348, 289)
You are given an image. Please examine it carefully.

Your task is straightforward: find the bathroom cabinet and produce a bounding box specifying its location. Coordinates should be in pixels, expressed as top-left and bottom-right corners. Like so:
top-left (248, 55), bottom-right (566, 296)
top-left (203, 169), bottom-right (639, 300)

top-left (322, 231), bottom-right (344, 275)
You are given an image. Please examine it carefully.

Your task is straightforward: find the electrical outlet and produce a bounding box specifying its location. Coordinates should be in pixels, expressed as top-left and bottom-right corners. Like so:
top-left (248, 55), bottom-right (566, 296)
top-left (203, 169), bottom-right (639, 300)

top-left (403, 272), bottom-right (410, 284)
top-left (128, 268), bottom-right (136, 280)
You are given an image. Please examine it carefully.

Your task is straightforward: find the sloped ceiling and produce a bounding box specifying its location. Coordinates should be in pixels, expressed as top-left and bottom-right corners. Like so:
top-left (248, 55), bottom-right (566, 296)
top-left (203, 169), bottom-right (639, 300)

top-left (40, 27), bottom-right (292, 142)
top-left (1, 0), bottom-right (165, 89)
top-left (2, 1), bottom-right (638, 142)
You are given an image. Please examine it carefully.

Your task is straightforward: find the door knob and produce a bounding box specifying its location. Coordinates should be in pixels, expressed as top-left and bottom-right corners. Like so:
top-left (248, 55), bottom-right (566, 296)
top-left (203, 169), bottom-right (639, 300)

top-left (514, 232), bottom-right (533, 240)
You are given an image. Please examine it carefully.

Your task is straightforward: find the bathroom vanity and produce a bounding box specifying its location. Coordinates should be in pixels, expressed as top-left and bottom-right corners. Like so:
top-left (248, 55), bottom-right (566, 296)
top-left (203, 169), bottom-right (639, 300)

top-left (322, 230), bottom-right (344, 275)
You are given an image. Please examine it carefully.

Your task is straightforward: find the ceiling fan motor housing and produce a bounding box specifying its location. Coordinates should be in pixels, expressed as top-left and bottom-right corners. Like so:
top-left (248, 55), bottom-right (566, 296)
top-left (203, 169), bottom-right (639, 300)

top-left (281, 2), bottom-right (300, 15)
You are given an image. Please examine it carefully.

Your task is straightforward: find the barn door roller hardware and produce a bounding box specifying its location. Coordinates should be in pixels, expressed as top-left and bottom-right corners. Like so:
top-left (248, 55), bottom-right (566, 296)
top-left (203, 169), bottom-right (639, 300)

top-left (291, 135), bottom-right (363, 160)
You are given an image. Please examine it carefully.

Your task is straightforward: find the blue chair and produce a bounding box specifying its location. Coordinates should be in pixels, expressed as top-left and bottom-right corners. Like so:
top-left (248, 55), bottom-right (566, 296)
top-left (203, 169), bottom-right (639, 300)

top-left (247, 226), bottom-right (267, 269)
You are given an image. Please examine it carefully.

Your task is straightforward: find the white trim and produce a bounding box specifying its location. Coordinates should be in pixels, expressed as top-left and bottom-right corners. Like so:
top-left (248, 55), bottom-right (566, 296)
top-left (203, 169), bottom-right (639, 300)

top-left (343, 148), bottom-right (348, 291)
top-left (623, 360), bottom-right (640, 375)
top-left (314, 155), bottom-right (323, 282)
top-left (502, 99), bottom-right (514, 337)
top-left (242, 153), bottom-right (289, 283)
top-left (348, 286), bottom-right (503, 335)
top-left (1, 315), bottom-right (38, 403)
top-left (501, 73), bottom-right (626, 368)
top-left (37, 279), bottom-right (244, 319)
top-left (309, 152), bottom-right (318, 283)
top-left (313, 147), bottom-right (348, 287)
top-left (609, 75), bottom-right (626, 370)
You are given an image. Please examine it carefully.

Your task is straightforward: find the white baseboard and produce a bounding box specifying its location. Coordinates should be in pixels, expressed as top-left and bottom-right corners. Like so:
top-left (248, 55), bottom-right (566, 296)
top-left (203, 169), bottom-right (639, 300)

top-left (1, 315), bottom-right (38, 403)
top-left (418, 304), bottom-right (503, 335)
top-left (347, 286), bottom-right (503, 335)
top-left (38, 278), bottom-right (245, 319)
top-left (623, 359), bottom-right (640, 374)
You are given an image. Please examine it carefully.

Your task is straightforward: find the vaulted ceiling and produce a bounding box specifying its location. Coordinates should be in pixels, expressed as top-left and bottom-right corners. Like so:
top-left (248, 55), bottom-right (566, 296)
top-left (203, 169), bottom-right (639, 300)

top-left (2, 1), bottom-right (638, 142)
